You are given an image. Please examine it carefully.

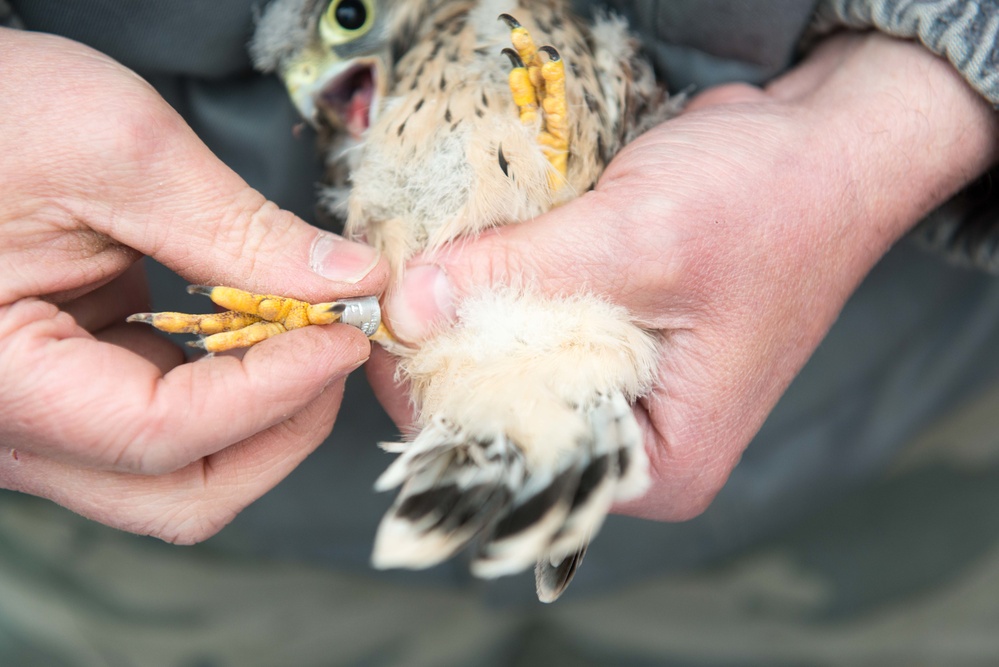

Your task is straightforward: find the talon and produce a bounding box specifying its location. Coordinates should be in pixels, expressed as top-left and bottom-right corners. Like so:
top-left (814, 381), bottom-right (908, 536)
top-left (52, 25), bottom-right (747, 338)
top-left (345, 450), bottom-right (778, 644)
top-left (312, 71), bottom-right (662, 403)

top-left (197, 321), bottom-right (290, 353)
top-left (129, 287), bottom-right (385, 352)
top-left (500, 13), bottom-right (544, 96)
top-left (126, 313), bottom-right (155, 325)
top-left (497, 13), bottom-right (521, 29)
top-left (501, 47), bottom-right (524, 69)
top-left (538, 45), bottom-right (560, 62)
top-left (187, 285), bottom-right (215, 297)
top-left (501, 21), bottom-right (570, 184)
top-left (127, 310), bottom-right (264, 336)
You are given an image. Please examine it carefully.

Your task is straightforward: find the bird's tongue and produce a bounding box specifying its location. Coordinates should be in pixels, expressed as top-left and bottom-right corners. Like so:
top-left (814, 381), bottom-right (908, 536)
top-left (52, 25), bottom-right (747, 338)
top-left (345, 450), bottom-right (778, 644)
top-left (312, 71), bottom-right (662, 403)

top-left (345, 85), bottom-right (373, 137)
top-left (321, 65), bottom-right (375, 138)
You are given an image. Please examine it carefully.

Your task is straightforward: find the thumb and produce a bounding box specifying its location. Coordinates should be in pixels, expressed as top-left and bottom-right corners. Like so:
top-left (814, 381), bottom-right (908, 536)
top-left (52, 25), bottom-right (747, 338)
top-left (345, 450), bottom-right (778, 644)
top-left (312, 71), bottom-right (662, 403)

top-left (7, 29), bottom-right (388, 302)
top-left (90, 106), bottom-right (389, 302)
top-left (385, 190), bottom-right (623, 342)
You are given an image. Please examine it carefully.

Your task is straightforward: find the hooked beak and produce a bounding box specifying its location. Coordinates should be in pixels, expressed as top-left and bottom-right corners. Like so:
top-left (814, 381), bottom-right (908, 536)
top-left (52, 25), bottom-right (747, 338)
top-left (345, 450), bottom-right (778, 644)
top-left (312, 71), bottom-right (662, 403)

top-left (282, 50), bottom-right (385, 139)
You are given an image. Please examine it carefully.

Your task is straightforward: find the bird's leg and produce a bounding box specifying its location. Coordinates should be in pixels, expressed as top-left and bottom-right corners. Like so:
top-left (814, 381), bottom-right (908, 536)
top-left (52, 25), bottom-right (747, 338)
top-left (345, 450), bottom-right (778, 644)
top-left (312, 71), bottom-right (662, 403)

top-left (127, 285), bottom-right (346, 353)
top-left (499, 15), bottom-right (569, 181)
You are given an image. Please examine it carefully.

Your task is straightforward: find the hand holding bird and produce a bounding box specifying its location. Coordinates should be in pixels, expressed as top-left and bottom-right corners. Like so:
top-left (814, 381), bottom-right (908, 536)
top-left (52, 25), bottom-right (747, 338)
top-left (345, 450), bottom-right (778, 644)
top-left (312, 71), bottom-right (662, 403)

top-left (0, 26), bottom-right (389, 542)
top-left (371, 31), bottom-right (999, 526)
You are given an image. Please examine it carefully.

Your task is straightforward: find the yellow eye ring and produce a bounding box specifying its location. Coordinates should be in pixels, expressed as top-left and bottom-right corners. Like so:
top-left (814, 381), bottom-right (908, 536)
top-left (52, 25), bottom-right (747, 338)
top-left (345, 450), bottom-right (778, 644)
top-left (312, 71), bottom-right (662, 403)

top-left (320, 0), bottom-right (375, 45)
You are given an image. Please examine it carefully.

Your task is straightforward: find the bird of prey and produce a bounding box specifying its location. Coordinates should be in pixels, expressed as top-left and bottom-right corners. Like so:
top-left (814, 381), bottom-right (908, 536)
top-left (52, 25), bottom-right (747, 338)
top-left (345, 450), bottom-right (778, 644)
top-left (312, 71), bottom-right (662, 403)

top-left (132, 0), bottom-right (670, 601)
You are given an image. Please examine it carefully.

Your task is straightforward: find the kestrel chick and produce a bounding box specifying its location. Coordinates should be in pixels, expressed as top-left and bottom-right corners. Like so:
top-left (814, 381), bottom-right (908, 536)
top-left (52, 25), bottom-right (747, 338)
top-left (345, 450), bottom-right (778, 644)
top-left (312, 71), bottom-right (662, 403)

top-left (136, 0), bottom-right (672, 601)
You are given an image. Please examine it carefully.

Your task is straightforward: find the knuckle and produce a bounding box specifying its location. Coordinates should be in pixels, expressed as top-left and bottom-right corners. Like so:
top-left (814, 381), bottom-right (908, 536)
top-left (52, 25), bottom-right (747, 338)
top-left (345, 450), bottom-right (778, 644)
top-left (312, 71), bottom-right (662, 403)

top-left (645, 436), bottom-right (736, 521)
top-left (99, 93), bottom-right (185, 169)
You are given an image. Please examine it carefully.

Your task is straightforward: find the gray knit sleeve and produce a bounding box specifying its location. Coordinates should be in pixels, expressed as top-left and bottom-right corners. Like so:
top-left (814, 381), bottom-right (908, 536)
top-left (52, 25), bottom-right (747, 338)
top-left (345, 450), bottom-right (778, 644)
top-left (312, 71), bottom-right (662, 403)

top-left (811, 0), bottom-right (999, 272)
top-left (811, 0), bottom-right (998, 104)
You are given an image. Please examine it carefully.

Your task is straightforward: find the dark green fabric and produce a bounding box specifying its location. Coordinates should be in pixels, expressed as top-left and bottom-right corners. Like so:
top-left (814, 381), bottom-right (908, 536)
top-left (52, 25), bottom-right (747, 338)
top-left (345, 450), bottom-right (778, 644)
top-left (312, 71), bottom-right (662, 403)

top-left (9, 0), bottom-right (259, 77)
top-left (598, 0), bottom-right (820, 88)
top-left (15, 0), bottom-right (819, 86)
top-left (0, 0), bottom-right (21, 28)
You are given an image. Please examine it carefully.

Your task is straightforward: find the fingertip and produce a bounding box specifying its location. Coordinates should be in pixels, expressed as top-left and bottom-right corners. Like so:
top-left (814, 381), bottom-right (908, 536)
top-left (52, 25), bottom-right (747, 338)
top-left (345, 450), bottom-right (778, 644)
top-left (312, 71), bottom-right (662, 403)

top-left (309, 230), bottom-right (385, 288)
top-left (383, 264), bottom-right (455, 343)
top-left (130, 324), bottom-right (370, 473)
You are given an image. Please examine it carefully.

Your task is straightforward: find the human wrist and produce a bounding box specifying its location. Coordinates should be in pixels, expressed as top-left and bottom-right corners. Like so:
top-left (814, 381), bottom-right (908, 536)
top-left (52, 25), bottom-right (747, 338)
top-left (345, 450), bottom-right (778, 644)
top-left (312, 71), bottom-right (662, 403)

top-left (779, 33), bottom-right (998, 255)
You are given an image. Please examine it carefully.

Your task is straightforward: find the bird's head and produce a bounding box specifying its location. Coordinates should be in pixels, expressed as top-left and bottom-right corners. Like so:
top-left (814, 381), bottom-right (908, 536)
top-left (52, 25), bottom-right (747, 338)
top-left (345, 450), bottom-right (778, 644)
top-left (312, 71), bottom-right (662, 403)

top-left (251, 0), bottom-right (395, 138)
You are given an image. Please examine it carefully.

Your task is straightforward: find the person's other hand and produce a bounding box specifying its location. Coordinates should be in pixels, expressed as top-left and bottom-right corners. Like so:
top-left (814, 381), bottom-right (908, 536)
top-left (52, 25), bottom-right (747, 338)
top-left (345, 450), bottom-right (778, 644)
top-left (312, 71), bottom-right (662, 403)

top-left (369, 33), bottom-right (999, 520)
top-left (0, 29), bottom-right (389, 542)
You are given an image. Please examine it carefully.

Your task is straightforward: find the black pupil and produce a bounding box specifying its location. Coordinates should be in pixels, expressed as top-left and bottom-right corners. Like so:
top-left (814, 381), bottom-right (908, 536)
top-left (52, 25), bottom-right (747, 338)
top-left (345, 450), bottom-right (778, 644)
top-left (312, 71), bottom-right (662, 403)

top-left (335, 0), bottom-right (367, 30)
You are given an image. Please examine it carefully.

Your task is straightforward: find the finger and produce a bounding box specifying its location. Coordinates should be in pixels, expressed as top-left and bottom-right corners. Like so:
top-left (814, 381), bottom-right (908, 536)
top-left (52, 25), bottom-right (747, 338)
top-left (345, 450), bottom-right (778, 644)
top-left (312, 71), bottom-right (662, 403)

top-left (682, 82), bottom-right (766, 113)
top-left (64, 261), bottom-right (188, 374)
top-left (60, 261), bottom-right (150, 332)
top-left (0, 377), bottom-right (346, 544)
top-left (94, 323), bottom-right (186, 376)
top-left (365, 345), bottom-right (418, 431)
top-left (2, 30), bottom-right (389, 304)
top-left (0, 298), bottom-right (369, 474)
top-left (77, 97), bottom-right (390, 301)
top-left (612, 394), bottom-right (736, 522)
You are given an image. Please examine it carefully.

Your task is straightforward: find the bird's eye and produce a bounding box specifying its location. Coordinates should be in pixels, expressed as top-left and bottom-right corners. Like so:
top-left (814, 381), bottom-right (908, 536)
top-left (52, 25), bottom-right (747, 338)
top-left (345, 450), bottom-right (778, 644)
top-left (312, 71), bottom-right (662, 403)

top-left (334, 0), bottom-right (366, 30)
top-left (321, 0), bottom-right (375, 45)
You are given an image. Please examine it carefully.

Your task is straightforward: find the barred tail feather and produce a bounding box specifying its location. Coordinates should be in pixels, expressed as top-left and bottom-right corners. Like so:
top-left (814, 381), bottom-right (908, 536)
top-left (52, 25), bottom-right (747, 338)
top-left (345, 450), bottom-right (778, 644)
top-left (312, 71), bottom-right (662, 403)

top-left (371, 392), bottom-right (650, 602)
top-left (536, 547), bottom-right (587, 603)
top-left (371, 421), bottom-right (525, 570)
top-left (534, 392), bottom-right (648, 601)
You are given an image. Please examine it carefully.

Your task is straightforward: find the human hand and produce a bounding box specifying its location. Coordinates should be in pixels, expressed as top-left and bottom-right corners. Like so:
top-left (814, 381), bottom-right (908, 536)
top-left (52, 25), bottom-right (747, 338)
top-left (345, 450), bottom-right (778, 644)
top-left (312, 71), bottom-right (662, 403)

top-left (368, 33), bottom-right (999, 521)
top-left (0, 29), bottom-right (389, 542)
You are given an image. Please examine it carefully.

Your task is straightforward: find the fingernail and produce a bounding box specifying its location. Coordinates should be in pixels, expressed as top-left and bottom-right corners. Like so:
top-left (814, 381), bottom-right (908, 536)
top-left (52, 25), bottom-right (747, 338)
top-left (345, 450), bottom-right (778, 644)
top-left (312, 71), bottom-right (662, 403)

top-left (309, 232), bottom-right (380, 284)
top-left (385, 264), bottom-right (456, 343)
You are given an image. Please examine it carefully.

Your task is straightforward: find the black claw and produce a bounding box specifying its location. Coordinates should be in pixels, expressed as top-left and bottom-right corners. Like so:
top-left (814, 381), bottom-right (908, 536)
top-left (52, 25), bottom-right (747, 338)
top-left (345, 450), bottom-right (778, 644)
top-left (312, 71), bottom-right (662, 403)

top-left (187, 285), bottom-right (214, 296)
top-left (497, 143), bottom-right (510, 177)
top-left (498, 13), bottom-right (521, 28)
top-left (328, 302), bottom-right (348, 314)
top-left (501, 47), bottom-right (524, 69)
top-left (538, 45), bottom-right (560, 62)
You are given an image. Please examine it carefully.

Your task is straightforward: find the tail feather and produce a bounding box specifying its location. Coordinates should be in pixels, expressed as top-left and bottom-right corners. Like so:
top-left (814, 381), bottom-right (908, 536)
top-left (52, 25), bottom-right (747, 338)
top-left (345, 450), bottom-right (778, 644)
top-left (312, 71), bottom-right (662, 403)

top-left (544, 394), bottom-right (624, 563)
top-left (608, 391), bottom-right (650, 501)
top-left (471, 464), bottom-right (580, 578)
top-left (536, 547), bottom-right (587, 603)
top-left (372, 422), bottom-right (525, 570)
top-left (371, 392), bottom-right (649, 602)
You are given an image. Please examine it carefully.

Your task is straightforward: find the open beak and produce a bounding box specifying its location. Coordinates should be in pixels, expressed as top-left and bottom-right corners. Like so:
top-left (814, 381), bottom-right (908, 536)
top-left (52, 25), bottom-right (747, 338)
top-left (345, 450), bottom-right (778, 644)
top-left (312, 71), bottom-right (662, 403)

top-left (282, 50), bottom-right (385, 139)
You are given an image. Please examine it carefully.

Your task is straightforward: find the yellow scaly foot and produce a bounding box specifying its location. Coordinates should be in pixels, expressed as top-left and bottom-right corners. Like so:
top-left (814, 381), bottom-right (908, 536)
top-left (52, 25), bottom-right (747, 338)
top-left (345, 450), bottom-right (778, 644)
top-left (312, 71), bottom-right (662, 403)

top-left (499, 14), bottom-right (569, 182)
top-left (127, 285), bottom-right (375, 353)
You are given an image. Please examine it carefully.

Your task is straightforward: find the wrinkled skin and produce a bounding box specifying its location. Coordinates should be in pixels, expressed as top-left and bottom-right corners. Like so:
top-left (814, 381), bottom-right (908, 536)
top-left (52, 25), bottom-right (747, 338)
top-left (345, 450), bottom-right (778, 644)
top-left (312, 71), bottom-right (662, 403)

top-left (0, 29), bottom-right (389, 543)
top-left (370, 33), bottom-right (999, 521)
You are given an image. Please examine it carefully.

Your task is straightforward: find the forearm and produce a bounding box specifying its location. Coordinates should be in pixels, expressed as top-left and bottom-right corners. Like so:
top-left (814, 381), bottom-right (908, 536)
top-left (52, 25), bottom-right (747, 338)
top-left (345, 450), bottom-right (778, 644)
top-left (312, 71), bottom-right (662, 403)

top-left (769, 32), bottom-right (999, 264)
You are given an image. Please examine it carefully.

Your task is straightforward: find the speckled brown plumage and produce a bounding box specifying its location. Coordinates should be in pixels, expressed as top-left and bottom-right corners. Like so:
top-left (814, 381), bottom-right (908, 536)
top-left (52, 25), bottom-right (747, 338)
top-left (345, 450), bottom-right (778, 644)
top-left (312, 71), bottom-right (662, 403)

top-left (250, 0), bottom-right (671, 601)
